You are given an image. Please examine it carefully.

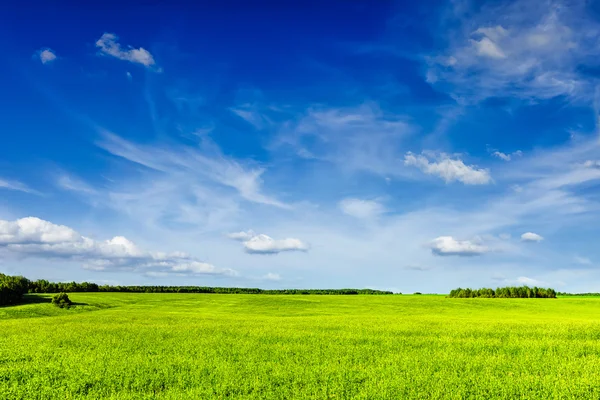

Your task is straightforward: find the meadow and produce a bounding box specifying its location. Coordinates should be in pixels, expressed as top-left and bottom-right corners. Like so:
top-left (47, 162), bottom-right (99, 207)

top-left (2, 293), bottom-right (600, 399)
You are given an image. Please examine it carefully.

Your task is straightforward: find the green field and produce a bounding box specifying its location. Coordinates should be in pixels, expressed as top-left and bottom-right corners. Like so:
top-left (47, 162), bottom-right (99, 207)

top-left (2, 294), bottom-right (600, 399)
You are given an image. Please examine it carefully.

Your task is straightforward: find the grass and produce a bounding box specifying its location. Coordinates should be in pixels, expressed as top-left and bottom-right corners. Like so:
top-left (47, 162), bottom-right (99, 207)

top-left (2, 294), bottom-right (600, 399)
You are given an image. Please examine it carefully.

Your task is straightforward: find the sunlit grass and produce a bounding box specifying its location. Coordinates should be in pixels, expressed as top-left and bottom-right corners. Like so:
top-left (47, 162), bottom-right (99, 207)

top-left (2, 293), bottom-right (600, 399)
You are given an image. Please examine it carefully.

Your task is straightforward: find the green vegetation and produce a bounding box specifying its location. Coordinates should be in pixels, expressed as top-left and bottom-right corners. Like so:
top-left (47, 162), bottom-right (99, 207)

top-left (448, 285), bottom-right (557, 298)
top-left (51, 292), bottom-right (72, 308)
top-left (558, 292), bottom-right (600, 296)
top-left (27, 277), bottom-right (393, 295)
top-left (0, 273), bottom-right (29, 306)
top-left (2, 293), bottom-right (600, 398)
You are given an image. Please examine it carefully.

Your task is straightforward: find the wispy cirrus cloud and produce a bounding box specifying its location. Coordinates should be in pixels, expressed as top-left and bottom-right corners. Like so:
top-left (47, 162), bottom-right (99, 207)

top-left (97, 131), bottom-right (289, 209)
top-left (574, 256), bottom-right (592, 265)
top-left (426, 0), bottom-right (600, 102)
top-left (0, 178), bottom-right (39, 195)
top-left (273, 102), bottom-right (413, 177)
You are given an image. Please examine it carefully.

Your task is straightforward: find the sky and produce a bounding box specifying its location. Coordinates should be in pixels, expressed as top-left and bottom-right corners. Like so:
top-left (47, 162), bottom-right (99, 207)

top-left (1, 0), bottom-right (600, 293)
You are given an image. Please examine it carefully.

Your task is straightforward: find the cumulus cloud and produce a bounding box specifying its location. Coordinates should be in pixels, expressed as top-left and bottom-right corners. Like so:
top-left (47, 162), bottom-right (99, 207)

top-left (0, 217), bottom-right (235, 276)
top-left (228, 230), bottom-right (308, 254)
top-left (404, 152), bottom-right (492, 185)
top-left (36, 48), bottom-right (57, 64)
top-left (339, 198), bottom-right (385, 219)
top-left (96, 33), bottom-right (156, 68)
top-left (521, 232), bottom-right (544, 242)
top-left (429, 236), bottom-right (489, 256)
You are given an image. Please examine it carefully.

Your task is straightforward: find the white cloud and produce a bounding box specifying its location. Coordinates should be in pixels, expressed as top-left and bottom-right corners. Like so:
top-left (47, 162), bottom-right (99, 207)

top-left (493, 151), bottom-right (511, 161)
top-left (57, 174), bottom-right (98, 195)
top-left (404, 152), bottom-right (492, 185)
top-left (98, 131), bottom-right (289, 209)
top-left (339, 198), bottom-right (385, 219)
top-left (574, 256), bottom-right (592, 265)
top-left (228, 230), bottom-right (309, 255)
top-left (36, 49), bottom-right (57, 64)
top-left (227, 230), bottom-right (308, 255)
top-left (513, 276), bottom-right (550, 286)
top-left (262, 272), bottom-right (282, 281)
top-left (96, 33), bottom-right (156, 68)
top-left (521, 232), bottom-right (544, 242)
top-left (170, 261), bottom-right (236, 276)
top-left (0, 178), bottom-right (38, 195)
top-left (493, 275), bottom-right (551, 286)
top-left (429, 236), bottom-right (489, 256)
top-left (0, 217), bottom-right (235, 276)
top-left (230, 104), bottom-right (273, 130)
top-left (584, 160), bottom-right (600, 169)
top-left (244, 234), bottom-right (309, 254)
top-left (492, 150), bottom-right (523, 161)
top-left (471, 36), bottom-right (506, 59)
top-left (227, 230), bottom-right (256, 241)
top-left (426, 0), bottom-right (600, 102)
top-left (0, 217), bottom-right (80, 244)
top-left (274, 103), bottom-right (413, 177)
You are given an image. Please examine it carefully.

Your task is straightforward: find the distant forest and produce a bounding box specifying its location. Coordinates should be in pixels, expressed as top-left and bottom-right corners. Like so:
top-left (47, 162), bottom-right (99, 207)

top-left (448, 286), bottom-right (557, 298)
top-left (557, 292), bottom-right (600, 296)
top-left (0, 273), bottom-right (394, 306)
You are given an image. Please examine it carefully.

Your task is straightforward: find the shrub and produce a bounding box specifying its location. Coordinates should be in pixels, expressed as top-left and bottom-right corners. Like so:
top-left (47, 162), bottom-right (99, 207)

top-left (52, 292), bottom-right (72, 308)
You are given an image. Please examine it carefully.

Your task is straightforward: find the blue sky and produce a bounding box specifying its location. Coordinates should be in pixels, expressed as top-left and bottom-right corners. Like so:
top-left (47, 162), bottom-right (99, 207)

top-left (2, 0), bottom-right (600, 292)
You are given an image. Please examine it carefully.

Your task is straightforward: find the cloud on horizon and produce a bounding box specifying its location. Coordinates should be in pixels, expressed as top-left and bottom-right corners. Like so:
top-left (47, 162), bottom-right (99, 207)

top-left (0, 217), bottom-right (236, 276)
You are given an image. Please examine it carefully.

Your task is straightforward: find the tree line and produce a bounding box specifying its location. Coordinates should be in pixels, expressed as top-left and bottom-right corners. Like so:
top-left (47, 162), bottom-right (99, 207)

top-left (557, 292), bottom-right (600, 296)
top-left (0, 274), bottom-right (394, 305)
top-left (448, 286), bottom-right (557, 298)
top-left (28, 279), bottom-right (394, 295)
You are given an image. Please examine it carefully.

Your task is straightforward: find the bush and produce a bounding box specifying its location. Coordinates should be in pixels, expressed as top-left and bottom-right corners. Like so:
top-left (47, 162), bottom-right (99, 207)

top-left (52, 292), bottom-right (72, 308)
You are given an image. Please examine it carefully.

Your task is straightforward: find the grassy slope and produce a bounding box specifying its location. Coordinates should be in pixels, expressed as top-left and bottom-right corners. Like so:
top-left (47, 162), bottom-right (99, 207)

top-left (1, 294), bottom-right (600, 399)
